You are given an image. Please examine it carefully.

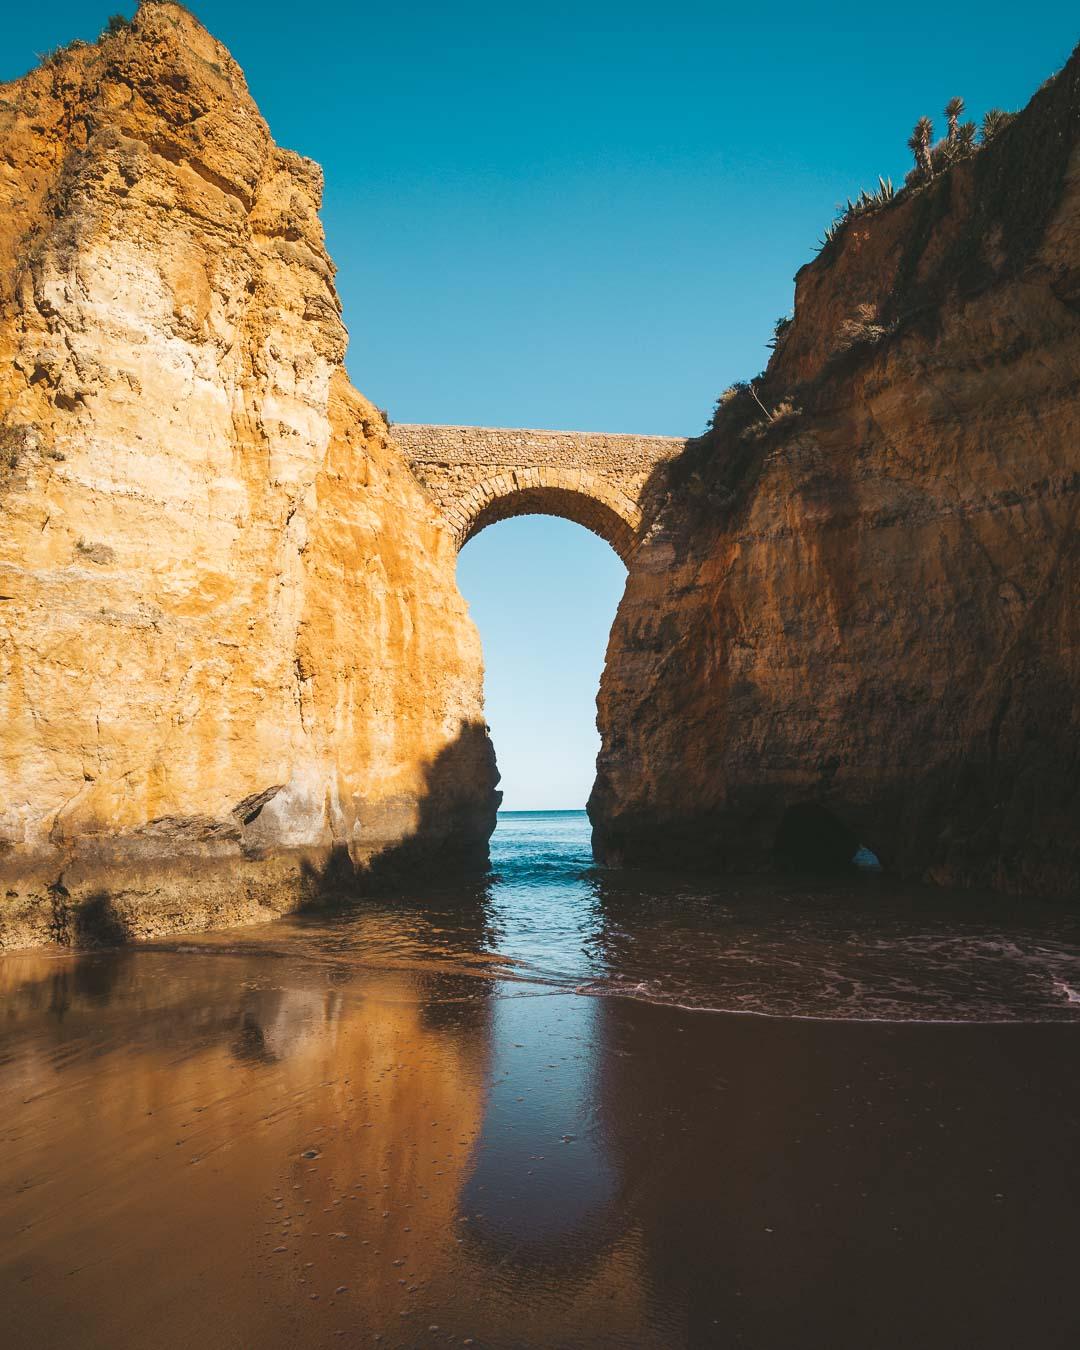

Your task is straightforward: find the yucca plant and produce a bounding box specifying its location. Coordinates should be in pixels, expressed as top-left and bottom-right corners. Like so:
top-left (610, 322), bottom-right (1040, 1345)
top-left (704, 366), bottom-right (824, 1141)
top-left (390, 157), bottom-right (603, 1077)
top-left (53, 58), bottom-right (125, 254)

top-left (981, 107), bottom-right (1015, 142)
top-left (907, 116), bottom-right (934, 179)
top-left (944, 96), bottom-right (966, 142)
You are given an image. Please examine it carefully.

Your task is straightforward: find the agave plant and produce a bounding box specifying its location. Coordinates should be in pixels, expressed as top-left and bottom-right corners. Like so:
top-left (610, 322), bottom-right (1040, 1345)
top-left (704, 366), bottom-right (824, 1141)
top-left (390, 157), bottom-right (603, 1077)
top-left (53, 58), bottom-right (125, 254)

top-left (767, 315), bottom-right (793, 350)
top-left (816, 171), bottom-right (899, 253)
top-left (858, 176), bottom-right (896, 209)
top-left (944, 96), bottom-right (966, 142)
top-left (907, 116), bottom-right (934, 179)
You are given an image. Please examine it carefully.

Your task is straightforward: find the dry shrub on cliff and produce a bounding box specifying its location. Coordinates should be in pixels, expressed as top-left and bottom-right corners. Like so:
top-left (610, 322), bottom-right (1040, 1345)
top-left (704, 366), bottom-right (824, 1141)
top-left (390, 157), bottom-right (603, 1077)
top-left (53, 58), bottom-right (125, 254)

top-left (0, 423), bottom-right (33, 488)
top-left (835, 304), bottom-right (891, 352)
top-left (75, 538), bottom-right (117, 565)
top-left (707, 382), bottom-right (754, 431)
top-left (706, 379), bottom-right (800, 438)
top-left (139, 0), bottom-right (203, 23)
top-left (709, 382), bottom-right (747, 421)
top-left (38, 40), bottom-right (90, 67)
top-left (104, 14), bottom-right (132, 36)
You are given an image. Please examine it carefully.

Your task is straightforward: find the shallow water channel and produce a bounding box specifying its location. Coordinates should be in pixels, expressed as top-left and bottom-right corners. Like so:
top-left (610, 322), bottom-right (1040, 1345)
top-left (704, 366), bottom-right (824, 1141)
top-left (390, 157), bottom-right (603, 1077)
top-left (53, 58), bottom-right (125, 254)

top-left (3, 811), bottom-right (1079, 1348)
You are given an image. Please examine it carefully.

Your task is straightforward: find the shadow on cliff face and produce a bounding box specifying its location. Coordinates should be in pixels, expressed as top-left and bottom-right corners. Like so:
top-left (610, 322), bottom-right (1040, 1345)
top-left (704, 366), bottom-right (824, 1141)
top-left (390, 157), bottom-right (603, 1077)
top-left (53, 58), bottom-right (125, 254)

top-left (48, 883), bottom-right (134, 949)
top-left (20, 722), bottom-right (501, 950)
top-left (298, 718), bottom-right (502, 905)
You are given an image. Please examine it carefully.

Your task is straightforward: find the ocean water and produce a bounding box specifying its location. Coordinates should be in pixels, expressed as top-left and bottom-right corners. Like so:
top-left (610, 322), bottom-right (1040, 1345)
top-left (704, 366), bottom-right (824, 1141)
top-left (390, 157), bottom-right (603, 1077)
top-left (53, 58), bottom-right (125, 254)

top-left (3, 810), bottom-right (1080, 1348)
top-left (158, 810), bottom-right (1079, 1024)
top-left (483, 811), bottom-right (1080, 1023)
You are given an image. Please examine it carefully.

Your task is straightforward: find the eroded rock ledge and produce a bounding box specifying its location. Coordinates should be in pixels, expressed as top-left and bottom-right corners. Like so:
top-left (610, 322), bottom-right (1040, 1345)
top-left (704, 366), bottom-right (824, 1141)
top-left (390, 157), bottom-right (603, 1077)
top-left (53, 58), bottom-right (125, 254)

top-left (591, 44), bottom-right (1080, 898)
top-left (0, 4), bottom-right (499, 948)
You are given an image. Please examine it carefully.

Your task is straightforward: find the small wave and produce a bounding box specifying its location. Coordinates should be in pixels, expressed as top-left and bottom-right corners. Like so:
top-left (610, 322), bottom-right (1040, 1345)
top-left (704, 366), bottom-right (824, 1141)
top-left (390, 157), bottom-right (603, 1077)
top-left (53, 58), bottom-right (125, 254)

top-left (568, 965), bottom-right (1080, 1025)
top-left (571, 975), bottom-right (1080, 1025)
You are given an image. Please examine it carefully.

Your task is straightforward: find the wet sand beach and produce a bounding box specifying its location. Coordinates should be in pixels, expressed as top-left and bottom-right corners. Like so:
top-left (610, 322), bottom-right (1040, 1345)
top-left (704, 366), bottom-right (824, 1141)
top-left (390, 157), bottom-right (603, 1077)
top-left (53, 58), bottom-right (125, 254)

top-left (3, 812), bottom-right (1079, 1348)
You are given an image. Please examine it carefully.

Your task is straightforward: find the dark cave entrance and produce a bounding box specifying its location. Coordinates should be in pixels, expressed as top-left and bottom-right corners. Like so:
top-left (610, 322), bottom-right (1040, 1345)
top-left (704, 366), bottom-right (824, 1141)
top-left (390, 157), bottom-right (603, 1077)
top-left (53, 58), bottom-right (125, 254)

top-left (774, 802), bottom-right (867, 872)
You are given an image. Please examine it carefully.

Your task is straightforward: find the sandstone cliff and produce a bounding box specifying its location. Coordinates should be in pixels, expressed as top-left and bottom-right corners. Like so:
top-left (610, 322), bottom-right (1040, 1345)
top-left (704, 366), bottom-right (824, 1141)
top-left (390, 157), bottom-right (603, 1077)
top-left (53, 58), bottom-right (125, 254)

top-left (0, 3), bottom-right (499, 947)
top-left (591, 47), bottom-right (1080, 897)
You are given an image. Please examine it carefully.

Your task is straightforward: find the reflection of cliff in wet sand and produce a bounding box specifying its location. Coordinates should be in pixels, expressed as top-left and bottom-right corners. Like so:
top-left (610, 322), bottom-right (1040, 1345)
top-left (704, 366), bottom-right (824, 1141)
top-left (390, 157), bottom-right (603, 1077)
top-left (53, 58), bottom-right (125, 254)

top-left (2, 946), bottom-right (491, 1347)
top-left (0, 930), bottom-right (660, 1348)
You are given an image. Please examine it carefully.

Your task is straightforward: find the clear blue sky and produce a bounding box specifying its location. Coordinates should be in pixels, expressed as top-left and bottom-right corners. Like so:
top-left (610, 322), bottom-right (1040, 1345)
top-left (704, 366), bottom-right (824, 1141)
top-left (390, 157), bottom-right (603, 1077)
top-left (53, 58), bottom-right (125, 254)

top-left (5, 3), bottom-right (1076, 807)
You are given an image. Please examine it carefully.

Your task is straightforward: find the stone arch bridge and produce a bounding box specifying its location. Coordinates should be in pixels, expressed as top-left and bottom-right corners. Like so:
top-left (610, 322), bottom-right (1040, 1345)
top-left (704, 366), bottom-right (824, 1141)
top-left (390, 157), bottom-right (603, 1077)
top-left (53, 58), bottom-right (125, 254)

top-left (392, 425), bottom-right (688, 563)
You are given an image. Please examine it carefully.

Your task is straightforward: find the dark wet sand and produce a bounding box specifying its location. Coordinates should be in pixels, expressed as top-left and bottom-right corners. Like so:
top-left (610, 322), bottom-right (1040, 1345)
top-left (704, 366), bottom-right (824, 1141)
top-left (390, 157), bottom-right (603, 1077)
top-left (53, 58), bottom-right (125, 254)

top-left (3, 938), bottom-right (1079, 1349)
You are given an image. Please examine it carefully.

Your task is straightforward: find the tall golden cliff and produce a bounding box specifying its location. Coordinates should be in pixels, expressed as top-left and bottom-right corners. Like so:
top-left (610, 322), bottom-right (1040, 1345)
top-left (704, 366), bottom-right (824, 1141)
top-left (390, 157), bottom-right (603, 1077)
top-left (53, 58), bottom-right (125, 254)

top-left (591, 45), bottom-right (1080, 896)
top-left (0, 4), bottom-right (499, 947)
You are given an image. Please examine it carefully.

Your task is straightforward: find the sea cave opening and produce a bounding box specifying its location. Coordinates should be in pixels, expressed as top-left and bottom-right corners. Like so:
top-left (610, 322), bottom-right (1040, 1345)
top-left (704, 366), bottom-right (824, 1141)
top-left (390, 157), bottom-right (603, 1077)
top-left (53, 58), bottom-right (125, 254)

top-left (775, 802), bottom-right (882, 873)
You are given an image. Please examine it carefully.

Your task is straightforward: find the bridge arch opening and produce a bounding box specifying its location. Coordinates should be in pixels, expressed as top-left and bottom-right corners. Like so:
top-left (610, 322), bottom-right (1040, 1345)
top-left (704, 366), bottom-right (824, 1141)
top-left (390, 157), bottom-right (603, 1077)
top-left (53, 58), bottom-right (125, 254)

top-left (461, 479), bottom-right (638, 563)
top-left (393, 422), bottom-right (686, 809)
top-left (456, 515), bottom-right (626, 811)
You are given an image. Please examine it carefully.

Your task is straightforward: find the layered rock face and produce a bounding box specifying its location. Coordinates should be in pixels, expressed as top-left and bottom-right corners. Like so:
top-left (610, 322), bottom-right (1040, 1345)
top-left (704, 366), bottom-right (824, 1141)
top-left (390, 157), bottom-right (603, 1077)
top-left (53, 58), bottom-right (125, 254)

top-left (0, 4), bottom-right (498, 947)
top-left (592, 48), bottom-right (1080, 897)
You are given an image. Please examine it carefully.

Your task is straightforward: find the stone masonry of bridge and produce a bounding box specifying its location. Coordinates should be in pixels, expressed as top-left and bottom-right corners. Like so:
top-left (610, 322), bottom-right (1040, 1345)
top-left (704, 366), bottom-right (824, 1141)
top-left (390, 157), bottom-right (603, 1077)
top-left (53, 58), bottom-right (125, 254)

top-left (391, 425), bottom-right (688, 563)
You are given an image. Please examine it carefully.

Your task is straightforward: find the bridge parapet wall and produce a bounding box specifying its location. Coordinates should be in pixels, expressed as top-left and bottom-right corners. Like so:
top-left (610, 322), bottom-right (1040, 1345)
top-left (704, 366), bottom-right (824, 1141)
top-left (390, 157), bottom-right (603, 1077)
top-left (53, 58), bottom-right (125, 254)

top-left (392, 424), bottom-right (687, 561)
